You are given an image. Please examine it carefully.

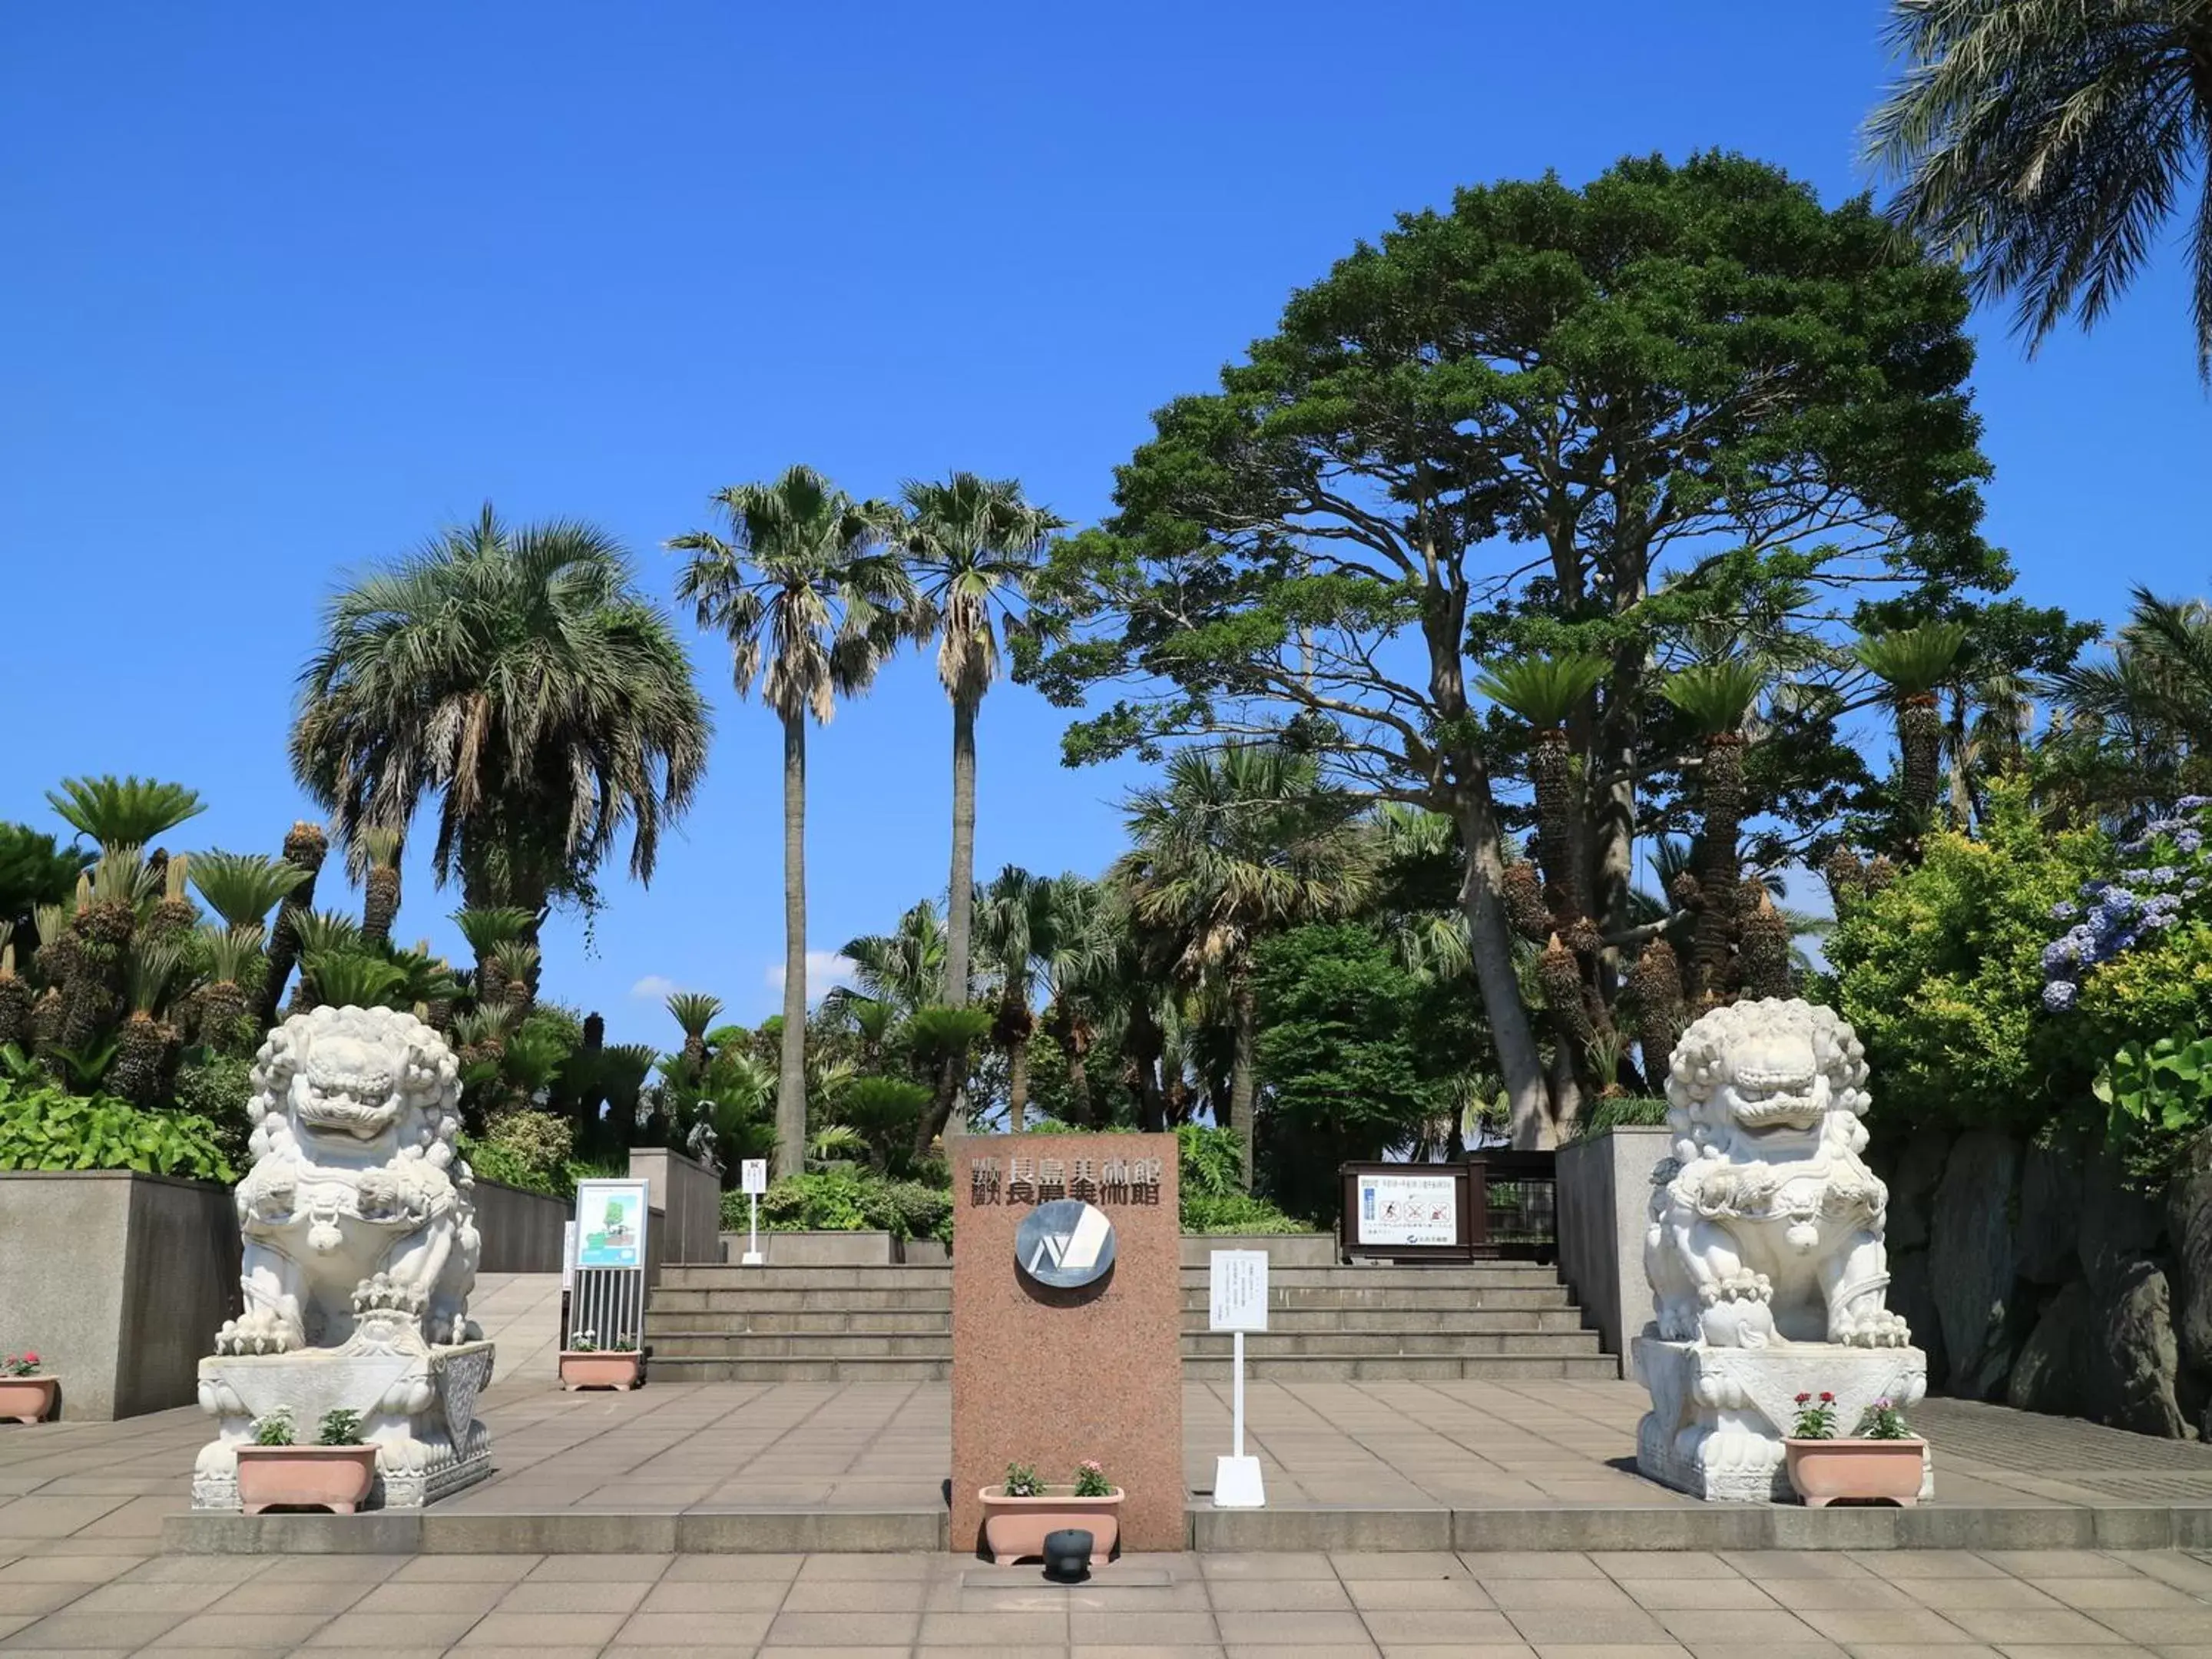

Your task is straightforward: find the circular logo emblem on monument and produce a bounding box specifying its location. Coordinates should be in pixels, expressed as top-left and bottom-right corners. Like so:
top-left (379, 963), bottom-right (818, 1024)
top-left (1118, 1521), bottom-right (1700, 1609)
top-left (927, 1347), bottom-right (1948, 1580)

top-left (1014, 1198), bottom-right (1118, 1290)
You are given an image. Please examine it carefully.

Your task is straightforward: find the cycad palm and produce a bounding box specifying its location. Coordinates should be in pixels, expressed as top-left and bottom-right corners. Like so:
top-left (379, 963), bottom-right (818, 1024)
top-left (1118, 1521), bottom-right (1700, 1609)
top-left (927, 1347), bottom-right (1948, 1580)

top-left (291, 504), bottom-right (709, 988)
top-left (671, 465), bottom-right (911, 1177)
top-left (1477, 653), bottom-right (1608, 932)
top-left (48, 777), bottom-right (204, 856)
top-left (1114, 742), bottom-right (1375, 1189)
top-left (885, 474), bottom-right (1066, 1015)
top-left (1659, 660), bottom-right (1766, 1001)
top-left (1867, 0), bottom-right (2212, 374)
top-left (1855, 621), bottom-right (1968, 832)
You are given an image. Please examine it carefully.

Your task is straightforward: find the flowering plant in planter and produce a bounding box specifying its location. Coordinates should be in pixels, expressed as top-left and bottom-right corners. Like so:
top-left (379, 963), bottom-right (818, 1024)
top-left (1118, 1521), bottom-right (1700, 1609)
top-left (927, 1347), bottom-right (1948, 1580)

top-left (979, 1460), bottom-right (1123, 1566)
top-left (233, 1407), bottom-right (380, 1515)
top-left (0, 1351), bottom-right (56, 1423)
top-left (1783, 1392), bottom-right (1926, 1507)
top-left (561, 1330), bottom-right (644, 1390)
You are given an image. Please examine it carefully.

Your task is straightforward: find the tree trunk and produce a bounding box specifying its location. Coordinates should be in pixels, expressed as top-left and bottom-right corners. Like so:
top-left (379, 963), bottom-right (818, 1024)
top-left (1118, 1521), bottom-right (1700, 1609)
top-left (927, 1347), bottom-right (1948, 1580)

top-left (776, 713), bottom-right (809, 1180)
top-left (1229, 973), bottom-right (1257, 1191)
top-left (945, 695), bottom-right (977, 1005)
top-left (1454, 796), bottom-right (1552, 1149)
top-left (1690, 735), bottom-right (1745, 1002)
top-left (1006, 1029), bottom-right (1031, 1134)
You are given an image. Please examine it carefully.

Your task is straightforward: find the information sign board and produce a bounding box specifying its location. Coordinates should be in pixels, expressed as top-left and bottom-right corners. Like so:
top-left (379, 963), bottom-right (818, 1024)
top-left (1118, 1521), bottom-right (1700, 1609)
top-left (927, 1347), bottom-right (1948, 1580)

top-left (1208, 1250), bottom-right (1269, 1333)
top-left (740, 1158), bottom-right (769, 1196)
top-left (575, 1179), bottom-right (651, 1270)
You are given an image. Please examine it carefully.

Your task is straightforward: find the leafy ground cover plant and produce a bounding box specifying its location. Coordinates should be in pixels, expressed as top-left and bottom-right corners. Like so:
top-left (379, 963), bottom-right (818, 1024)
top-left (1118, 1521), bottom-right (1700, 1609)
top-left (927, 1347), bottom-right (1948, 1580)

top-left (250, 1409), bottom-right (295, 1446)
top-left (0, 1075), bottom-right (233, 1181)
top-left (1002, 1462), bottom-right (1042, 1497)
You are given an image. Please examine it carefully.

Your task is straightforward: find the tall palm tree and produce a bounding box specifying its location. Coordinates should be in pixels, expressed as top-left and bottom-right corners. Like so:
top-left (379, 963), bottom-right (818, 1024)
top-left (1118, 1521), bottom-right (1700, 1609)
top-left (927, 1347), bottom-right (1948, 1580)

top-left (885, 475), bottom-right (1067, 1015)
top-left (671, 465), bottom-right (910, 1178)
top-left (293, 505), bottom-right (709, 992)
top-left (2051, 584), bottom-right (2212, 807)
top-left (1114, 742), bottom-right (1374, 1190)
top-left (1867, 0), bottom-right (2212, 374)
top-left (836, 900), bottom-right (948, 1015)
top-left (973, 866), bottom-right (1086, 1133)
top-left (1658, 660), bottom-right (1766, 1005)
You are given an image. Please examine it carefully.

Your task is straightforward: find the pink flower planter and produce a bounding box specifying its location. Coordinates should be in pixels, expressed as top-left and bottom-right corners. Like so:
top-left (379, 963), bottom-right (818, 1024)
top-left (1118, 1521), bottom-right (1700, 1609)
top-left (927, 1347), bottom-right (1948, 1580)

top-left (234, 1445), bottom-right (380, 1515)
top-left (977, 1488), bottom-right (1123, 1566)
top-left (0, 1376), bottom-right (58, 1424)
top-left (561, 1350), bottom-right (644, 1390)
top-left (1784, 1437), bottom-right (1927, 1507)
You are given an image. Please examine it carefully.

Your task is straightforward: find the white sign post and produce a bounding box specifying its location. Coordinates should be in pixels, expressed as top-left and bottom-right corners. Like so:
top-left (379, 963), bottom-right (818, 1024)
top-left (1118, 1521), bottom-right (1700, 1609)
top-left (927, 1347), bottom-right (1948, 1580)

top-left (739, 1158), bottom-right (769, 1265)
top-left (1208, 1249), bottom-right (1268, 1508)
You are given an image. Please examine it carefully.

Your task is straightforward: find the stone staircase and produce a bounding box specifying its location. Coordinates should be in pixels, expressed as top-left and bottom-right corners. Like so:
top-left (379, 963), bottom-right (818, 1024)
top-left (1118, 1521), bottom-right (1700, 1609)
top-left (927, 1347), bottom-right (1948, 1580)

top-left (643, 1257), bottom-right (1617, 1383)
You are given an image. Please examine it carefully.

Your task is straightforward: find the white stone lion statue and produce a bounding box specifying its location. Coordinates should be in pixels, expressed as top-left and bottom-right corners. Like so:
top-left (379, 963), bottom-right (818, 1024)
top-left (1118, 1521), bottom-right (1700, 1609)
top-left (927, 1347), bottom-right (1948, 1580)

top-left (214, 1004), bottom-right (481, 1356)
top-left (1644, 998), bottom-right (1909, 1350)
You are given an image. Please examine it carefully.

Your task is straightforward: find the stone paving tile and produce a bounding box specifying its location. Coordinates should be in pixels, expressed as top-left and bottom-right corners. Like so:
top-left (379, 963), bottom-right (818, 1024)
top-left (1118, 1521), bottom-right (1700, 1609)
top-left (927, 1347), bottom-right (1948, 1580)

top-left (1492, 1604), bottom-right (1675, 1643)
top-left (1488, 1578), bottom-right (1644, 1611)
top-left (638, 1578), bottom-right (790, 1612)
top-left (780, 1578), bottom-right (929, 1611)
top-left (1208, 1579), bottom-right (1354, 1610)
top-left (1793, 1605), bottom-right (1982, 1643)
top-left (760, 1611), bottom-right (922, 1645)
top-left (296, 1610), bottom-right (485, 1647)
top-left (146, 1613), bottom-right (337, 1649)
top-left (0, 1610), bottom-right (184, 1648)
top-left (1069, 1608), bottom-right (1219, 1644)
top-left (613, 1610), bottom-right (776, 1645)
top-left (1459, 1552), bottom-right (1608, 1579)
top-left (1344, 1576), bottom-right (1498, 1610)
top-left (1653, 1608), bottom-right (1826, 1642)
top-left (495, 1577), bottom-right (653, 1612)
top-left (1611, 1578), bottom-right (1780, 1610)
top-left (2081, 1605), bottom-right (2212, 1642)
top-left (1359, 1608), bottom-right (1520, 1644)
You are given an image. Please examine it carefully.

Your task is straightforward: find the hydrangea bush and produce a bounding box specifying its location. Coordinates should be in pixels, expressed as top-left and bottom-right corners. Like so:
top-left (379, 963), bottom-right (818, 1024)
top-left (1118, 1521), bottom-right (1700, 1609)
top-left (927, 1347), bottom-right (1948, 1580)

top-left (2041, 797), bottom-right (2212, 1013)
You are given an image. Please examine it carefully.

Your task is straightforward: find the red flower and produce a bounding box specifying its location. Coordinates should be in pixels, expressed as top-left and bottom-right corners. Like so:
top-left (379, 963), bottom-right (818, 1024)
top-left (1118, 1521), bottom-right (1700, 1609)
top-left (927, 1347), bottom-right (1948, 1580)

top-left (1818, 1391), bottom-right (1835, 1402)
top-left (1794, 1392), bottom-right (1810, 1404)
top-left (21, 1352), bottom-right (36, 1365)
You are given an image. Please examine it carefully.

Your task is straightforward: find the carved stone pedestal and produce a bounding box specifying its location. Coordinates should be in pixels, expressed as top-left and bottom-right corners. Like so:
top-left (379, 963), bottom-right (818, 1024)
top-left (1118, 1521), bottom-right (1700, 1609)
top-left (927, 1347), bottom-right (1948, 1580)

top-left (1634, 1336), bottom-right (1930, 1503)
top-left (191, 1323), bottom-right (493, 1512)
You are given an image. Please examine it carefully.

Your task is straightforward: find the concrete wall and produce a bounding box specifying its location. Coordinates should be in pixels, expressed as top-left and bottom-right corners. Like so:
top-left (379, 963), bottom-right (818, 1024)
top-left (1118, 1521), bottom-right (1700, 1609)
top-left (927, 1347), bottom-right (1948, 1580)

top-left (1555, 1126), bottom-right (1670, 1377)
top-left (472, 1177), bottom-right (568, 1273)
top-left (629, 1148), bottom-right (721, 1265)
top-left (1179, 1233), bottom-right (1338, 1268)
top-left (0, 1171), bottom-right (240, 1419)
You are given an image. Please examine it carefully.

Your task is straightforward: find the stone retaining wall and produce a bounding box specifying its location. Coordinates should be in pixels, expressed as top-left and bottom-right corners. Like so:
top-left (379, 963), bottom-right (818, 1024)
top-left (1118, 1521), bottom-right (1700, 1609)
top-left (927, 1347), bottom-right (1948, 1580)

top-left (0, 1170), bottom-right (240, 1419)
top-left (472, 1177), bottom-right (568, 1273)
top-left (1875, 1127), bottom-right (2212, 1438)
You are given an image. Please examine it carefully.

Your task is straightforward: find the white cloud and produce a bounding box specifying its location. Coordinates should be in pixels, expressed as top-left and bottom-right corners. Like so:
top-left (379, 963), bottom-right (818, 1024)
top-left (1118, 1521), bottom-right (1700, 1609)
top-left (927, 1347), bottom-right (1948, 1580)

top-left (764, 951), bottom-right (856, 1005)
top-left (629, 974), bottom-right (680, 1001)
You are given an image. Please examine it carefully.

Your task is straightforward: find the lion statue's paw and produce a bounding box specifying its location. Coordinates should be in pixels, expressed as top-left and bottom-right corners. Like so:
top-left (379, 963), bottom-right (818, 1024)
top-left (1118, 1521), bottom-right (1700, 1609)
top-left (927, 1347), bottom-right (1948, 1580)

top-left (1835, 1308), bottom-right (1912, 1349)
top-left (214, 1308), bottom-right (303, 1356)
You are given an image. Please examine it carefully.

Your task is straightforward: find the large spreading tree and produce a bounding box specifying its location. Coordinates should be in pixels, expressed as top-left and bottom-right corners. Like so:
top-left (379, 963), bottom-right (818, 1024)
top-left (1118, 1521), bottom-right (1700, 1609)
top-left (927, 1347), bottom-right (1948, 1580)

top-left (1028, 152), bottom-right (2013, 1147)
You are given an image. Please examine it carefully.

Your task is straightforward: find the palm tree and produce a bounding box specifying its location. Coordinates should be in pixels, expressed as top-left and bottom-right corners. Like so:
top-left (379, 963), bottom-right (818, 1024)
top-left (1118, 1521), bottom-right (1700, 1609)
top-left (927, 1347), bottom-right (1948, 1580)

top-left (836, 901), bottom-right (948, 1015)
top-left (1855, 622), bottom-right (1969, 839)
top-left (884, 475), bottom-right (1067, 1015)
top-left (257, 822), bottom-right (329, 1026)
top-left (292, 504), bottom-right (709, 982)
top-left (667, 992), bottom-right (724, 1073)
top-left (1867, 0), bottom-right (2212, 375)
top-left (1658, 660), bottom-right (1766, 1004)
top-left (1476, 654), bottom-right (1609, 933)
top-left (357, 827), bottom-right (404, 945)
top-left (1114, 742), bottom-right (1374, 1189)
top-left (972, 866), bottom-right (1068, 1132)
top-left (47, 777), bottom-right (204, 855)
top-left (671, 465), bottom-right (911, 1179)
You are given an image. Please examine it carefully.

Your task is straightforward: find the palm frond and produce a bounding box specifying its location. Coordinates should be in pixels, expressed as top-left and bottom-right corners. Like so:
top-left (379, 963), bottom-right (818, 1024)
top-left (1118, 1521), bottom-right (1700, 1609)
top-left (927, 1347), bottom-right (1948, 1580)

top-left (48, 776), bottom-right (205, 852)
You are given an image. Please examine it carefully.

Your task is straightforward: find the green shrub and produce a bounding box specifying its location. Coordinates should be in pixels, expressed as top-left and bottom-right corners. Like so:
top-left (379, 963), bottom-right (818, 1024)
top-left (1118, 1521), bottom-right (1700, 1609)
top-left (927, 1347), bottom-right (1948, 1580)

top-left (1568, 1096), bottom-right (1671, 1140)
top-left (1830, 781), bottom-right (2100, 1134)
top-left (0, 1078), bottom-right (233, 1182)
top-left (1181, 1190), bottom-right (1310, 1234)
top-left (734, 1167), bottom-right (953, 1243)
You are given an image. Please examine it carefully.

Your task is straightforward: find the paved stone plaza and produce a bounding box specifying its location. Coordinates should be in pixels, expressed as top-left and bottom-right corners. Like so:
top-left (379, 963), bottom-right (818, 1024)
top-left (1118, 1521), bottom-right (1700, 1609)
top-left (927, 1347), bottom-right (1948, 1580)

top-left (8, 1541), bottom-right (2212, 1654)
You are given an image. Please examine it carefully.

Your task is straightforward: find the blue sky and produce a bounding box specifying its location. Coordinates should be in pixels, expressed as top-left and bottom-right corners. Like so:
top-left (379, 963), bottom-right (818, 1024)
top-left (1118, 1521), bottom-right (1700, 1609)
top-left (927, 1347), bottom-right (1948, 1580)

top-left (3, 2), bottom-right (2207, 1046)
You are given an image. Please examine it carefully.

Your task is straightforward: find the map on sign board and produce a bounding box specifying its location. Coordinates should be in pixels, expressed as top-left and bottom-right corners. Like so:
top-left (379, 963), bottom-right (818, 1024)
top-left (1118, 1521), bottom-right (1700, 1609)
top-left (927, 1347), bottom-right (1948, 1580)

top-left (1356, 1171), bottom-right (1458, 1247)
top-left (575, 1180), bottom-right (650, 1270)
top-left (740, 1158), bottom-right (768, 1196)
top-left (1208, 1250), bottom-right (1269, 1333)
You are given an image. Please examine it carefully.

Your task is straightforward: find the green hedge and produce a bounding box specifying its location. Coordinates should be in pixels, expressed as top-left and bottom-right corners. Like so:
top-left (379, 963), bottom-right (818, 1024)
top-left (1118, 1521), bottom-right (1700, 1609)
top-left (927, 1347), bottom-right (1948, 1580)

top-left (0, 1078), bottom-right (233, 1183)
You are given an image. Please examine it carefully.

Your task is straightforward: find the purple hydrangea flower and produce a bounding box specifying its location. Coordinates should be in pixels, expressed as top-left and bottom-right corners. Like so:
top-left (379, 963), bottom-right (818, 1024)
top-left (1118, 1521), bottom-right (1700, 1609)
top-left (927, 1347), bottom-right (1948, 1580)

top-left (2181, 795), bottom-right (2210, 811)
top-left (2043, 981), bottom-right (2079, 1012)
top-left (2180, 830), bottom-right (2204, 855)
top-left (2050, 900), bottom-right (2079, 922)
top-left (2152, 866), bottom-right (2181, 885)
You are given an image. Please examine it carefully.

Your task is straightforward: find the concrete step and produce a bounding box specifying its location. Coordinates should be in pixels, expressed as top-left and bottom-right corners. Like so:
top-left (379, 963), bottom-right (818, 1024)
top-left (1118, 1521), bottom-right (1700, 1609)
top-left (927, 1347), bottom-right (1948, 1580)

top-left (644, 1310), bottom-right (953, 1335)
top-left (1229, 1353), bottom-right (1624, 1381)
top-left (650, 1331), bottom-right (952, 1359)
top-left (1177, 1286), bottom-right (1573, 1311)
top-left (1181, 1330), bottom-right (1602, 1358)
top-left (643, 1352), bottom-right (1621, 1383)
top-left (1177, 1266), bottom-right (1564, 1288)
top-left (651, 1289), bottom-right (953, 1314)
top-left (645, 1306), bottom-right (1591, 1338)
top-left (656, 1265), bottom-right (951, 1292)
